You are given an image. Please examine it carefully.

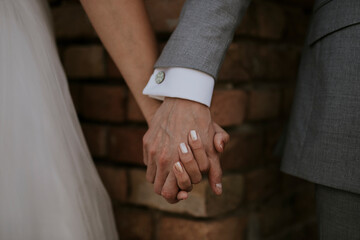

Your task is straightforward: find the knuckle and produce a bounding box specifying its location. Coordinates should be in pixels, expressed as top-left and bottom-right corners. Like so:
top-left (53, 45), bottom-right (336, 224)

top-left (148, 146), bottom-right (157, 157)
top-left (180, 154), bottom-right (193, 163)
top-left (199, 162), bottom-right (210, 173)
top-left (192, 174), bottom-right (202, 184)
top-left (158, 151), bottom-right (171, 167)
top-left (158, 156), bottom-right (169, 168)
top-left (154, 186), bottom-right (162, 195)
top-left (190, 141), bottom-right (203, 150)
top-left (179, 179), bottom-right (190, 188)
top-left (142, 134), bottom-right (149, 146)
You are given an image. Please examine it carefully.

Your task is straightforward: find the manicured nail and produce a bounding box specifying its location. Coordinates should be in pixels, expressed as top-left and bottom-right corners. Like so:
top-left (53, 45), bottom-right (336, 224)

top-left (219, 143), bottom-right (224, 151)
top-left (190, 130), bottom-right (197, 141)
top-left (216, 183), bottom-right (222, 193)
top-left (175, 162), bottom-right (183, 173)
top-left (180, 143), bottom-right (188, 154)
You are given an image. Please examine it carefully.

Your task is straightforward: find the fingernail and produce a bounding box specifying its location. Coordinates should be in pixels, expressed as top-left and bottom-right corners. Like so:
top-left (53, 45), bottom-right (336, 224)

top-left (180, 143), bottom-right (188, 154)
top-left (190, 130), bottom-right (197, 141)
top-left (175, 162), bottom-right (183, 173)
top-left (219, 143), bottom-right (224, 151)
top-left (216, 183), bottom-right (222, 193)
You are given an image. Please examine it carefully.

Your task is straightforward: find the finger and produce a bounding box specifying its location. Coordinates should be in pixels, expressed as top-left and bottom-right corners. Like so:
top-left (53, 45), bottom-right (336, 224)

top-left (177, 190), bottom-right (189, 200)
top-left (145, 149), bottom-right (156, 183)
top-left (153, 166), bottom-right (169, 195)
top-left (212, 123), bottom-right (230, 153)
top-left (178, 143), bottom-right (202, 184)
top-left (188, 130), bottom-right (209, 173)
top-left (146, 160), bottom-right (156, 183)
top-left (213, 132), bottom-right (229, 153)
top-left (173, 161), bottom-right (193, 191)
top-left (161, 171), bottom-right (180, 204)
top-left (208, 156), bottom-right (223, 195)
top-left (143, 143), bottom-right (148, 166)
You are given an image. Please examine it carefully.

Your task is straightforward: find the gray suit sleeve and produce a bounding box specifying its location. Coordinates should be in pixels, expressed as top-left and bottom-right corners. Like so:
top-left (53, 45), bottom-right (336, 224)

top-left (154, 0), bottom-right (251, 79)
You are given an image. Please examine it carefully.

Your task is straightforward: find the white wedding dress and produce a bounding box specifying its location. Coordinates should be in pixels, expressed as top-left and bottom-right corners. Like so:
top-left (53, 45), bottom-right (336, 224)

top-left (0, 0), bottom-right (118, 239)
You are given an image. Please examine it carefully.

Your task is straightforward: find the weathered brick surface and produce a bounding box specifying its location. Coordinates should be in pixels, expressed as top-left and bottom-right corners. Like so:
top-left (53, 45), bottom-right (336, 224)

top-left (221, 126), bottom-right (264, 171)
top-left (218, 42), bottom-right (301, 81)
top-left (245, 167), bottom-right (281, 203)
top-left (238, 0), bottom-right (286, 40)
top-left (80, 85), bottom-right (127, 122)
top-left (96, 165), bottom-right (127, 202)
top-left (127, 169), bottom-right (244, 217)
top-left (64, 45), bottom-right (105, 78)
top-left (54, 0), bottom-right (317, 238)
top-left (127, 93), bottom-right (146, 122)
top-left (82, 124), bottom-right (108, 158)
top-left (157, 216), bottom-right (247, 240)
top-left (109, 127), bottom-right (147, 165)
top-left (52, 1), bottom-right (97, 39)
top-left (114, 207), bottom-right (153, 240)
top-left (247, 88), bottom-right (281, 120)
top-left (211, 89), bottom-right (247, 127)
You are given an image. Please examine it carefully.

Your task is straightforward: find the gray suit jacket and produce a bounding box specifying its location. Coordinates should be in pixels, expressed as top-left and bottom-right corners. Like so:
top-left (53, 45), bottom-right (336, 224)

top-left (156, 0), bottom-right (360, 194)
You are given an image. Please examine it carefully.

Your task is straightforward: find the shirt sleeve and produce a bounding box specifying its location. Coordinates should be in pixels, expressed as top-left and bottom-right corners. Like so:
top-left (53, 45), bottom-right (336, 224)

top-left (142, 67), bottom-right (215, 107)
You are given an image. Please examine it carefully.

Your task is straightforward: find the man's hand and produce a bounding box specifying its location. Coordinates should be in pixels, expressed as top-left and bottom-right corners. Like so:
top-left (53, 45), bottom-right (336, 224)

top-left (143, 97), bottom-right (222, 203)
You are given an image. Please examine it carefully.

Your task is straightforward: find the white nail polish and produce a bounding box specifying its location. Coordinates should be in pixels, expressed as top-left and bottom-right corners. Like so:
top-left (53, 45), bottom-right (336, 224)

top-left (216, 183), bottom-right (222, 190)
top-left (180, 143), bottom-right (188, 153)
top-left (190, 130), bottom-right (197, 141)
top-left (175, 162), bottom-right (183, 173)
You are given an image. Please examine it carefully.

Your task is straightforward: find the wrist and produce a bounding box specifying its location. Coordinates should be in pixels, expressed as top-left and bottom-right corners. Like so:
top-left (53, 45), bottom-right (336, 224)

top-left (163, 97), bottom-right (210, 109)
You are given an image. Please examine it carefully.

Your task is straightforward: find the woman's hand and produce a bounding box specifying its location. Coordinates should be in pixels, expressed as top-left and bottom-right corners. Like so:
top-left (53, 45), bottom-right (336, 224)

top-left (174, 122), bottom-right (230, 200)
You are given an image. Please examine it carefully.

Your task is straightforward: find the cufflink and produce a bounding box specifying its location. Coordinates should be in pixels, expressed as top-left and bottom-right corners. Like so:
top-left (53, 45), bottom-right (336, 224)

top-left (155, 71), bottom-right (165, 84)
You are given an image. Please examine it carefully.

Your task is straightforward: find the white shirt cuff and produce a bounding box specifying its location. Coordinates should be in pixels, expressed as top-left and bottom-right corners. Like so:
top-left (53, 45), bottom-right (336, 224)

top-left (142, 67), bottom-right (215, 107)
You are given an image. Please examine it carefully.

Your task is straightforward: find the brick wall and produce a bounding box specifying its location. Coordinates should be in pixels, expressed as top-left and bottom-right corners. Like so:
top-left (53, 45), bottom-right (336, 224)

top-left (51, 0), bottom-right (317, 239)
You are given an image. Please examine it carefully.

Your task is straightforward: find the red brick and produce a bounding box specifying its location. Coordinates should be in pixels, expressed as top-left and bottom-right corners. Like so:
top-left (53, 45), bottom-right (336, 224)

top-left (106, 56), bottom-right (123, 78)
top-left (109, 127), bottom-right (147, 165)
top-left (247, 88), bottom-right (281, 120)
top-left (127, 93), bottom-right (146, 122)
top-left (96, 165), bottom-right (127, 202)
top-left (218, 42), bottom-right (301, 81)
top-left (245, 167), bottom-right (281, 203)
top-left (52, 1), bottom-right (97, 39)
top-left (237, 0), bottom-right (286, 40)
top-left (221, 126), bottom-right (264, 171)
top-left (64, 45), bottom-right (105, 78)
top-left (127, 169), bottom-right (244, 217)
top-left (210, 89), bottom-right (247, 127)
top-left (157, 216), bottom-right (247, 240)
top-left (114, 207), bottom-right (153, 240)
top-left (82, 124), bottom-right (108, 158)
top-left (145, 0), bottom-right (185, 33)
top-left (80, 85), bottom-right (127, 122)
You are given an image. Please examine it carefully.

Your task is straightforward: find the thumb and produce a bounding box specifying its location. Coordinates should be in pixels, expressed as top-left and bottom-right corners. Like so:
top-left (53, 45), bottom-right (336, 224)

top-left (212, 122), bottom-right (230, 153)
top-left (177, 190), bottom-right (189, 200)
